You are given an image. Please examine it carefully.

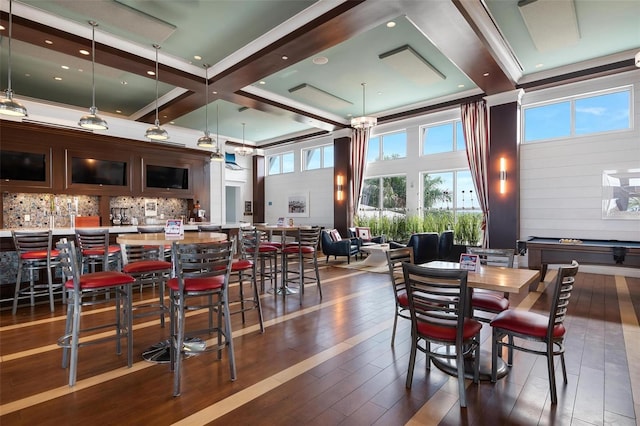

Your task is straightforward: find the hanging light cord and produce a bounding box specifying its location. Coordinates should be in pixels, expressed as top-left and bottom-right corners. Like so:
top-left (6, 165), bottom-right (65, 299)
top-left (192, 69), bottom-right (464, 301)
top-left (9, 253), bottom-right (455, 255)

top-left (361, 82), bottom-right (366, 116)
top-left (90, 21), bottom-right (97, 110)
top-left (153, 44), bottom-right (160, 126)
top-left (204, 65), bottom-right (209, 134)
top-left (7, 0), bottom-right (14, 93)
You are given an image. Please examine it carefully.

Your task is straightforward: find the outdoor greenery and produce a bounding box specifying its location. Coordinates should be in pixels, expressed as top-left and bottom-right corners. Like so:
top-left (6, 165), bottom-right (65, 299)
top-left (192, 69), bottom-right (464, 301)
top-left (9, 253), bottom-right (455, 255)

top-left (354, 211), bottom-right (482, 246)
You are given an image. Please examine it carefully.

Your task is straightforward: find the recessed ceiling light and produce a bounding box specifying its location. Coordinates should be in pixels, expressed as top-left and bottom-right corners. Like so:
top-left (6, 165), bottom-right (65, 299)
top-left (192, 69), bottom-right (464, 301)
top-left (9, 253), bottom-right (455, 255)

top-left (483, 72), bottom-right (489, 77)
top-left (386, 21), bottom-right (396, 28)
top-left (535, 63), bottom-right (544, 68)
top-left (259, 81), bottom-right (266, 85)
top-left (346, 113), bottom-right (353, 118)
top-left (24, 73), bottom-right (31, 77)
top-left (458, 84), bottom-right (465, 88)
top-left (61, 65), bottom-right (69, 70)
top-left (79, 49), bottom-right (89, 56)
top-left (54, 77), bottom-right (62, 81)
top-left (282, 55), bottom-right (288, 60)
top-left (212, 90), bottom-right (217, 94)
top-left (116, 110), bottom-right (122, 114)
top-left (45, 39), bottom-right (53, 45)
top-left (193, 55), bottom-right (202, 61)
top-left (377, 91), bottom-right (383, 95)
top-left (147, 70), bottom-right (155, 76)
top-left (169, 121), bottom-right (174, 124)
top-left (121, 81), bottom-right (128, 85)
top-left (312, 56), bottom-right (328, 65)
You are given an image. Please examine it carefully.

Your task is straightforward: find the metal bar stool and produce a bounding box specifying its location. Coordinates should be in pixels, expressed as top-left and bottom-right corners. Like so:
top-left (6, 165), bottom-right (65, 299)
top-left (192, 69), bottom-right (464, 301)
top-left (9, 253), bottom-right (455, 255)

top-left (281, 226), bottom-right (322, 305)
top-left (229, 228), bottom-right (264, 332)
top-left (75, 228), bottom-right (122, 274)
top-left (11, 230), bottom-right (62, 314)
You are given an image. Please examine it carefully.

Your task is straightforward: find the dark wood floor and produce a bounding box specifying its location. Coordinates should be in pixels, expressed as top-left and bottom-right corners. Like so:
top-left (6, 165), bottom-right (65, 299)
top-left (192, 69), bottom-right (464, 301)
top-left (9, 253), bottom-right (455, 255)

top-left (1, 262), bottom-right (638, 425)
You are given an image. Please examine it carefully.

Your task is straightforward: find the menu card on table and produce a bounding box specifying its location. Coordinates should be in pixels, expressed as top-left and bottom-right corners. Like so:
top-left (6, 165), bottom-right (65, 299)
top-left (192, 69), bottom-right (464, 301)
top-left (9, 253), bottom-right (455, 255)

top-left (165, 219), bottom-right (184, 238)
top-left (459, 253), bottom-right (479, 271)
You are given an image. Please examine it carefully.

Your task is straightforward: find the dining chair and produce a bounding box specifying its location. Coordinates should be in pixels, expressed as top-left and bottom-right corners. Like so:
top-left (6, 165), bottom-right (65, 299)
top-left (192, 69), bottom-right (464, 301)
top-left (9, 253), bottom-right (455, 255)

top-left (402, 262), bottom-right (482, 408)
top-left (75, 228), bottom-right (122, 273)
top-left (11, 230), bottom-right (61, 314)
top-left (56, 239), bottom-right (135, 386)
top-left (229, 228), bottom-right (264, 332)
top-left (467, 247), bottom-right (515, 322)
top-left (120, 243), bottom-right (172, 327)
top-left (281, 226), bottom-right (322, 304)
top-left (168, 239), bottom-right (236, 397)
top-left (257, 229), bottom-right (279, 292)
top-left (385, 247), bottom-right (414, 347)
top-left (490, 260), bottom-right (579, 404)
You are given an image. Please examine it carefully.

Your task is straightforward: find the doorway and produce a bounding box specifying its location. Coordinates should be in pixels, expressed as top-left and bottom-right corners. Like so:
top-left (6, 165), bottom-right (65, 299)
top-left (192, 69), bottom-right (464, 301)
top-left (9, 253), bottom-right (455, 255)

top-left (225, 185), bottom-right (240, 223)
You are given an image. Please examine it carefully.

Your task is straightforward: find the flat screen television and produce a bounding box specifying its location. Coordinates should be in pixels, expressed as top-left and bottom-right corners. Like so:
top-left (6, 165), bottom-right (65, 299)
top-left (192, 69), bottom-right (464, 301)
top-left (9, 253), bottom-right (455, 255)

top-left (0, 150), bottom-right (47, 182)
top-left (146, 164), bottom-right (189, 190)
top-left (71, 157), bottom-right (127, 186)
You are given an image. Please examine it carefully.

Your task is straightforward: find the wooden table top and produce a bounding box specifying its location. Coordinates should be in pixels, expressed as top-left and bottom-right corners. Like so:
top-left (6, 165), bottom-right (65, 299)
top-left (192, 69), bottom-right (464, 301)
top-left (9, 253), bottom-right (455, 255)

top-left (419, 260), bottom-right (540, 294)
top-left (116, 232), bottom-right (227, 246)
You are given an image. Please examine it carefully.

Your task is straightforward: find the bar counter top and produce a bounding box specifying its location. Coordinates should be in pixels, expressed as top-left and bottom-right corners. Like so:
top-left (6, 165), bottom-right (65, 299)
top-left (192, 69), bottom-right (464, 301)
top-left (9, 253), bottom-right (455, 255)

top-left (0, 222), bottom-right (250, 238)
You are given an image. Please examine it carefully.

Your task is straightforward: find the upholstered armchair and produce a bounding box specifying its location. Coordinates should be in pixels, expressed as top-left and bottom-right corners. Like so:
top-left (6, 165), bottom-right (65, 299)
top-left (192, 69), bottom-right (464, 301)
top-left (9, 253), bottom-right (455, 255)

top-left (348, 227), bottom-right (386, 246)
top-left (389, 232), bottom-right (439, 265)
top-left (321, 229), bottom-right (360, 264)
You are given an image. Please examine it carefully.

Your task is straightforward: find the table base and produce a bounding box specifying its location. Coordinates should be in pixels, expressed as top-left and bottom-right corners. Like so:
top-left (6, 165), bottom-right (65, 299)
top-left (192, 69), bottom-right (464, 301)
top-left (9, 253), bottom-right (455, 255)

top-left (430, 347), bottom-right (509, 381)
top-left (142, 337), bottom-right (207, 363)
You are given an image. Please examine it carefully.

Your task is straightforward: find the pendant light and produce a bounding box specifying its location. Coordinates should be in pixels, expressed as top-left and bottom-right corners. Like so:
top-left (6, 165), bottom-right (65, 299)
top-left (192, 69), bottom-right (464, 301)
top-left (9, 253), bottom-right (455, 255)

top-left (197, 64), bottom-right (215, 148)
top-left (145, 44), bottom-right (169, 140)
top-left (210, 104), bottom-right (224, 162)
top-left (350, 82), bottom-right (376, 129)
top-left (234, 122), bottom-right (253, 156)
top-left (0, 0), bottom-right (28, 117)
top-left (78, 21), bottom-right (108, 130)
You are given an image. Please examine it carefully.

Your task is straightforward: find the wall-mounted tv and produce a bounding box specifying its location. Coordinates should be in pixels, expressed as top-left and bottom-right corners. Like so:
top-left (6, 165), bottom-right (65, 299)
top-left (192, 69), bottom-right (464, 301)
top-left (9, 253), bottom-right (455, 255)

top-left (71, 157), bottom-right (127, 186)
top-left (0, 150), bottom-right (47, 182)
top-left (146, 164), bottom-right (189, 190)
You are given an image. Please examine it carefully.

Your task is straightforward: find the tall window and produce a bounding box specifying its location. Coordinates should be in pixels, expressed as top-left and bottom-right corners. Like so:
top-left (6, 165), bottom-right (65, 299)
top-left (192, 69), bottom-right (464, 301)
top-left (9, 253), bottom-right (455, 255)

top-left (267, 152), bottom-right (294, 175)
top-left (523, 87), bottom-right (631, 142)
top-left (423, 170), bottom-right (479, 213)
top-left (422, 120), bottom-right (466, 155)
top-left (302, 144), bottom-right (334, 170)
top-left (360, 175), bottom-right (406, 217)
top-left (367, 131), bottom-right (407, 163)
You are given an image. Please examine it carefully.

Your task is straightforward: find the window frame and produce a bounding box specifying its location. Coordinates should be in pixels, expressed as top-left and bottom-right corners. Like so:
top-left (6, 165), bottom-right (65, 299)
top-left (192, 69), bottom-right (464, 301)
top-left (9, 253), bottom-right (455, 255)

top-left (420, 119), bottom-right (466, 156)
top-left (367, 130), bottom-right (407, 163)
top-left (301, 143), bottom-right (334, 171)
top-left (266, 151), bottom-right (295, 176)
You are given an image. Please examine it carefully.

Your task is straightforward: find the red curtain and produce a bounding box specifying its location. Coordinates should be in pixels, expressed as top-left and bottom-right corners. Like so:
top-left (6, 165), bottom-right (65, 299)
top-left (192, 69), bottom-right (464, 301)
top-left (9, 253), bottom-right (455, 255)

top-left (461, 100), bottom-right (490, 247)
top-left (350, 128), bottom-right (370, 223)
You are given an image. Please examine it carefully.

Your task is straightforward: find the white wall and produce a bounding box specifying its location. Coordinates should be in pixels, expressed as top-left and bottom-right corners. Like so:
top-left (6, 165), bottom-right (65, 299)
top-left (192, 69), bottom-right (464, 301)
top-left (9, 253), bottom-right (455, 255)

top-left (519, 70), bottom-right (640, 242)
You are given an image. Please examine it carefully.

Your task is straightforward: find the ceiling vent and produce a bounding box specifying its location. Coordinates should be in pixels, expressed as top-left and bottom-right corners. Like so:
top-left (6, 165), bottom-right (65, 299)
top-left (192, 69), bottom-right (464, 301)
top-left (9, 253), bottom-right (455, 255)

top-left (289, 84), bottom-right (352, 110)
top-left (518, 0), bottom-right (580, 52)
top-left (379, 45), bottom-right (445, 86)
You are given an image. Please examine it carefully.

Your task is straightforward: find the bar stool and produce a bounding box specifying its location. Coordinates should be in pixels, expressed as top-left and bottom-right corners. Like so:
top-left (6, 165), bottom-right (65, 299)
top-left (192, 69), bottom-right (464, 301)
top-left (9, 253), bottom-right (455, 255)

top-left (137, 225), bottom-right (171, 260)
top-left (75, 228), bottom-right (122, 274)
top-left (120, 244), bottom-right (172, 327)
top-left (281, 226), bottom-right (322, 305)
top-left (11, 230), bottom-right (61, 314)
top-left (56, 239), bottom-right (135, 386)
top-left (229, 228), bottom-right (264, 332)
top-left (257, 230), bottom-right (279, 292)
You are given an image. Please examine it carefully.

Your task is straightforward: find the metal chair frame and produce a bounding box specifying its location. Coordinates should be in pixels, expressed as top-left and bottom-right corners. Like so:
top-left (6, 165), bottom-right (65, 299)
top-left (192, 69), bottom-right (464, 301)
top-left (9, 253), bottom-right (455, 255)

top-left (75, 228), bottom-right (122, 273)
top-left (385, 247), bottom-right (414, 346)
top-left (467, 247), bottom-right (515, 322)
top-left (491, 260), bottom-right (579, 404)
top-left (282, 227), bottom-right (322, 305)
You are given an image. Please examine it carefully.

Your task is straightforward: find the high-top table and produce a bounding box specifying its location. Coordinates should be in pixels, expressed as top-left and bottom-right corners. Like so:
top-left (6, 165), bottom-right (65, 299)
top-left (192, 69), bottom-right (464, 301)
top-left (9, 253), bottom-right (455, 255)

top-left (417, 261), bottom-right (540, 380)
top-left (116, 231), bottom-right (227, 362)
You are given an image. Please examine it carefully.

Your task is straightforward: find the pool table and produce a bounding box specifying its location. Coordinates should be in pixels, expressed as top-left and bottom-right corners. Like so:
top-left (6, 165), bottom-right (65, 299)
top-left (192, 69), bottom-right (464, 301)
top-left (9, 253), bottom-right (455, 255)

top-left (520, 236), bottom-right (640, 281)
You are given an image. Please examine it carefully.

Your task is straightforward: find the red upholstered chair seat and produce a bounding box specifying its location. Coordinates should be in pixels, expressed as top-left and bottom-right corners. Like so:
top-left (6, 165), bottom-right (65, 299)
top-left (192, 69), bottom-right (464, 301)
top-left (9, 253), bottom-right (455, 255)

top-left (282, 245), bottom-right (314, 254)
top-left (21, 249), bottom-right (60, 260)
top-left (167, 275), bottom-right (225, 292)
top-left (65, 271), bottom-right (135, 289)
top-left (491, 309), bottom-right (566, 339)
top-left (259, 244), bottom-right (278, 252)
top-left (472, 290), bottom-right (510, 312)
top-left (123, 260), bottom-right (171, 274)
top-left (396, 290), bottom-right (408, 308)
top-left (231, 259), bottom-right (254, 271)
top-left (416, 317), bottom-right (482, 341)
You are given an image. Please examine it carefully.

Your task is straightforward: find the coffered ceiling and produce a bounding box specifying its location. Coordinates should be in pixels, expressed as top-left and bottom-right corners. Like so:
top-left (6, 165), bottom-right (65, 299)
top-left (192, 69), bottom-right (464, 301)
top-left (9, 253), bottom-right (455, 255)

top-left (1, 0), bottom-right (638, 148)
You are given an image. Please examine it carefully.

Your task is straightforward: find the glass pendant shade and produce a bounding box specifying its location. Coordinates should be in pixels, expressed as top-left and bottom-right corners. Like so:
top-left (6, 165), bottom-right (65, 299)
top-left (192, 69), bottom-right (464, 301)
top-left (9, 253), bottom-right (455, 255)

top-left (0, 0), bottom-right (27, 117)
top-left (234, 122), bottom-right (253, 156)
top-left (145, 44), bottom-right (168, 140)
top-left (197, 131), bottom-right (215, 148)
top-left (79, 21), bottom-right (107, 130)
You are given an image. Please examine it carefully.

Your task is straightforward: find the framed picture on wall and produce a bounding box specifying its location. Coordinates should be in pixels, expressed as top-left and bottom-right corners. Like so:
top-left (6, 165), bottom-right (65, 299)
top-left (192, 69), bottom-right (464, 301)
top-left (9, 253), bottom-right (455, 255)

top-left (144, 198), bottom-right (158, 217)
top-left (287, 193), bottom-right (309, 217)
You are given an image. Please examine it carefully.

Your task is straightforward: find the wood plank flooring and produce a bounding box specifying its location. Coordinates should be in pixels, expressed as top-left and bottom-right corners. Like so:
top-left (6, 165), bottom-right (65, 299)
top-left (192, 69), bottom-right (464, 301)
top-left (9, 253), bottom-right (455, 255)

top-left (1, 263), bottom-right (638, 425)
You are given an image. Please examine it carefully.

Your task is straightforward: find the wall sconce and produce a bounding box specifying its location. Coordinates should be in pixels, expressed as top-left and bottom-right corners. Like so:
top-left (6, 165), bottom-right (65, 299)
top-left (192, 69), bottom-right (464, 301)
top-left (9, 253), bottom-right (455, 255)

top-left (336, 174), bottom-right (344, 201)
top-left (499, 157), bottom-right (507, 194)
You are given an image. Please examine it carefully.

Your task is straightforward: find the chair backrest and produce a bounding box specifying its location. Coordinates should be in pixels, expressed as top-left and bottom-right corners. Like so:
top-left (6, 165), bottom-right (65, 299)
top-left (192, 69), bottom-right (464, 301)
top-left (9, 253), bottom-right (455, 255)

top-left (402, 262), bottom-right (470, 343)
top-left (238, 228), bottom-right (259, 262)
top-left (75, 228), bottom-right (110, 265)
top-left (55, 238), bottom-right (79, 289)
top-left (406, 232), bottom-right (439, 264)
top-left (12, 230), bottom-right (52, 256)
top-left (298, 227), bottom-right (321, 248)
top-left (438, 230), bottom-right (454, 260)
top-left (121, 244), bottom-right (163, 266)
top-left (548, 260), bottom-right (579, 336)
top-left (198, 224), bottom-right (222, 232)
top-left (137, 225), bottom-right (164, 233)
top-left (467, 247), bottom-right (514, 268)
top-left (386, 247), bottom-right (414, 303)
top-left (172, 240), bottom-right (235, 292)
